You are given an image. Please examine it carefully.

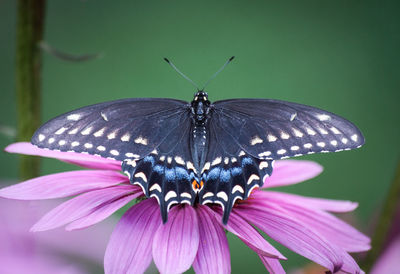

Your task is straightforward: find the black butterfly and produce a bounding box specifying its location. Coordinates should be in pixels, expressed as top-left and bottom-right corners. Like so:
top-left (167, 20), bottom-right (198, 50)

top-left (31, 58), bottom-right (364, 224)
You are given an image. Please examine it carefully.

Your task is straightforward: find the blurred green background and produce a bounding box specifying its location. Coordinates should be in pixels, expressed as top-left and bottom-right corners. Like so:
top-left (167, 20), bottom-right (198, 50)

top-left (0, 0), bottom-right (399, 273)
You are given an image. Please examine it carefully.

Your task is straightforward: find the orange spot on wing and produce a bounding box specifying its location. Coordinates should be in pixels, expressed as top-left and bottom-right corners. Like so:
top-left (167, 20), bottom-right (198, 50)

top-left (192, 180), bottom-right (200, 190)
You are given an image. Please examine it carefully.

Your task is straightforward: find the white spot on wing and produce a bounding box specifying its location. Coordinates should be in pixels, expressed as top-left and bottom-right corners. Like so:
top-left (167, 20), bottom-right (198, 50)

top-left (149, 184), bottom-right (162, 192)
top-left (134, 136), bottom-right (148, 145)
top-left (290, 112), bottom-right (297, 121)
top-left (280, 132), bottom-right (290, 139)
top-left (259, 161), bottom-right (269, 169)
top-left (306, 128), bottom-right (316, 136)
top-left (71, 141), bottom-right (80, 147)
top-left (174, 156), bottom-right (185, 165)
top-left (58, 140), bottom-right (66, 146)
top-left (125, 152), bottom-right (139, 158)
top-left (55, 127), bottom-right (68, 135)
top-left (258, 151), bottom-right (271, 157)
top-left (293, 128), bottom-right (304, 138)
top-left (201, 162), bottom-right (210, 174)
top-left (330, 140), bottom-right (338, 146)
top-left (134, 172), bottom-right (147, 182)
top-left (232, 185), bottom-right (244, 194)
top-left (181, 192), bottom-right (192, 199)
top-left (317, 142), bottom-right (325, 148)
top-left (267, 134), bottom-right (277, 142)
top-left (81, 127), bottom-right (93, 135)
top-left (291, 145), bottom-right (300, 151)
top-left (97, 145), bottom-right (106, 151)
top-left (247, 174), bottom-right (260, 185)
top-left (84, 143), bottom-right (93, 149)
top-left (110, 149), bottom-right (119, 156)
top-left (38, 134), bottom-right (45, 141)
top-left (165, 190), bottom-right (177, 201)
top-left (304, 143), bottom-right (313, 149)
top-left (217, 191), bottom-right (228, 201)
top-left (203, 192), bottom-right (214, 198)
top-left (250, 135), bottom-right (263, 145)
top-left (212, 157), bottom-right (222, 166)
top-left (48, 138), bottom-right (55, 144)
top-left (121, 133), bottom-right (130, 142)
top-left (330, 126), bottom-right (341, 135)
top-left (351, 134), bottom-right (358, 142)
top-left (317, 114), bottom-right (331, 121)
top-left (68, 128), bottom-right (79, 135)
top-left (341, 137), bottom-right (348, 144)
top-left (239, 151), bottom-right (246, 157)
top-left (101, 112), bottom-right (108, 121)
top-left (224, 157), bottom-right (229, 165)
top-left (277, 149), bottom-right (286, 155)
top-left (67, 114), bottom-right (81, 121)
top-left (94, 128), bottom-right (106, 137)
top-left (319, 128), bottom-right (329, 135)
top-left (107, 131), bottom-right (117, 140)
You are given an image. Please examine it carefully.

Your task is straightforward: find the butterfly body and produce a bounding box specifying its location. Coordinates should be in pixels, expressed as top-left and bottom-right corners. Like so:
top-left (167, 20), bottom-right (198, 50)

top-left (31, 91), bottom-right (364, 224)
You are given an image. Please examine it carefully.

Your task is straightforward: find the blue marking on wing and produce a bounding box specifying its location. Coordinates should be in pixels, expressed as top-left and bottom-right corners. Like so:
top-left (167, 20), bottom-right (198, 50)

top-left (153, 165), bottom-right (164, 173)
top-left (241, 157), bottom-right (253, 165)
top-left (220, 169), bottom-right (231, 182)
top-left (231, 167), bottom-right (242, 176)
top-left (207, 167), bottom-right (220, 180)
top-left (175, 167), bottom-right (189, 180)
top-left (165, 168), bottom-right (175, 181)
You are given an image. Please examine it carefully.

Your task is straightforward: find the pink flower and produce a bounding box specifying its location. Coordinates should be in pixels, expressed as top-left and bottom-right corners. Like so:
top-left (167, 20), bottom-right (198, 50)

top-left (0, 198), bottom-right (115, 274)
top-left (0, 142), bottom-right (370, 274)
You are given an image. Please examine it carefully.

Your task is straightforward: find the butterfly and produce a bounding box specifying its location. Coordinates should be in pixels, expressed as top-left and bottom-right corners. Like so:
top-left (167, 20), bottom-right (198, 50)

top-left (31, 57), bottom-right (364, 224)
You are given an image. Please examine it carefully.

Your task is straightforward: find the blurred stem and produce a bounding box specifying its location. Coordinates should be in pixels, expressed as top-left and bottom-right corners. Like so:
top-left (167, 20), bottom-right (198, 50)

top-left (361, 160), bottom-right (400, 272)
top-left (16, 0), bottom-right (46, 180)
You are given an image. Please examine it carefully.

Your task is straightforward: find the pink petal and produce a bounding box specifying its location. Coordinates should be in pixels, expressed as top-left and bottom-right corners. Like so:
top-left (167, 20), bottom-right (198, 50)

top-left (5, 142), bottom-right (121, 170)
top-left (236, 204), bottom-right (343, 272)
top-left (212, 207), bottom-right (286, 259)
top-left (371, 235), bottom-right (400, 274)
top-left (255, 191), bottom-right (359, 212)
top-left (193, 206), bottom-right (231, 274)
top-left (65, 193), bottom-right (142, 231)
top-left (104, 198), bottom-right (161, 274)
top-left (259, 256), bottom-right (285, 274)
top-left (252, 191), bottom-right (370, 252)
top-left (0, 170), bottom-right (129, 200)
top-left (263, 160), bottom-right (323, 188)
top-left (31, 185), bottom-right (138, 231)
top-left (152, 205), bottom-right (199, 274)
top-left (340, 252), bottom-right (363, 274)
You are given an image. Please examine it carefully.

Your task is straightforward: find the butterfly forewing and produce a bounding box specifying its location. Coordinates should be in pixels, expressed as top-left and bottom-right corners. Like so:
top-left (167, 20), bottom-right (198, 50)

top-left (31, 98), bottom-right (189, 161)
top-left (212, 99), bottom-right (364, 160)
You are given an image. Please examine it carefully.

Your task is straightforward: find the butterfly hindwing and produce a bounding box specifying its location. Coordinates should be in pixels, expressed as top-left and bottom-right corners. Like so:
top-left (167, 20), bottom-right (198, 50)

top-left (199, 118), bottom-right (274, 224)
top-left (212, 99), bottom-right (365, 160)
top-left (122, 115), bottom-right (196, 223)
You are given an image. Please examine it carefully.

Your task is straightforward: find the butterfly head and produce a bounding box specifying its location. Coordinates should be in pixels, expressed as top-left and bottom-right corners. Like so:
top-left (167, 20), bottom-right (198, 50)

top-left (191, 91), bottom-right (210, 125)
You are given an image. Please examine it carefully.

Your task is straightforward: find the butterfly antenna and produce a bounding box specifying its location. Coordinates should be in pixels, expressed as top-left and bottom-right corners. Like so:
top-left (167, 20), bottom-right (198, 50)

top-left (164, 58), bottom-right (200, 90)
top-left (202, 56), bottom-right (235, 90)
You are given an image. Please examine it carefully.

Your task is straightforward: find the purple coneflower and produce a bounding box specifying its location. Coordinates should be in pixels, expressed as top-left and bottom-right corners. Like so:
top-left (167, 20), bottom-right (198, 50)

top-left (0, 142), bottom-right (370, 274)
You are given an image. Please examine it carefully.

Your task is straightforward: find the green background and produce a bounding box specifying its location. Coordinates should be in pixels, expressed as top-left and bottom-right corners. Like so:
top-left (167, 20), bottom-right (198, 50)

top-left (0, 0), bottom-right (399, 273)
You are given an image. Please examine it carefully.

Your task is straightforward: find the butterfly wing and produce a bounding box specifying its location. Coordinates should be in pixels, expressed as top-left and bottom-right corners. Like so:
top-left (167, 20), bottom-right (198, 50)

top-left (122, 115), bottom-right (196, 223)
top-left (31, 98), bottom-right (189, 161)
top-left (199, 117), bottom-right (273, 224)
top-left (212, 99), bottom-right (364, 160)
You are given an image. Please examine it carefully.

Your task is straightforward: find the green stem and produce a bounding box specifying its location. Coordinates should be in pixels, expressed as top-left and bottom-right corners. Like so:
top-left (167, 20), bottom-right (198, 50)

top-left (361, 160), bottom-right (400, 272)
top-left (15, 0), bottom-right (46, 180)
